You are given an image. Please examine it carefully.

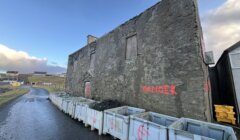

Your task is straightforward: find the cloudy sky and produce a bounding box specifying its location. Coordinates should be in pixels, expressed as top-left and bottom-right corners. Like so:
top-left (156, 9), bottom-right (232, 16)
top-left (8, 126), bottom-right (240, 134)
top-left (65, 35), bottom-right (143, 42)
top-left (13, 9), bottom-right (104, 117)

top-left (0, 0), bottom-right (239, 74)
top-left (201, 0), bottom-right (240, 60)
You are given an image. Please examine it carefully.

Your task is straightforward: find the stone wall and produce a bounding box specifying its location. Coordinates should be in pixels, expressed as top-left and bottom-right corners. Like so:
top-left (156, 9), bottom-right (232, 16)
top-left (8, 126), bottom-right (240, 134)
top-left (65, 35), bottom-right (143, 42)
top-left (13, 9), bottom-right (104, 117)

top-left (66, 0), bottom-right (212, 121)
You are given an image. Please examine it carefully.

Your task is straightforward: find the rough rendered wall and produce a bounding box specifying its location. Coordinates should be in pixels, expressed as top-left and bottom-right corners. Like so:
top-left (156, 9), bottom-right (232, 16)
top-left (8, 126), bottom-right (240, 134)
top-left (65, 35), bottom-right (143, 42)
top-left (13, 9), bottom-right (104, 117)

top-left (66, 0), bottom-right (212, 121)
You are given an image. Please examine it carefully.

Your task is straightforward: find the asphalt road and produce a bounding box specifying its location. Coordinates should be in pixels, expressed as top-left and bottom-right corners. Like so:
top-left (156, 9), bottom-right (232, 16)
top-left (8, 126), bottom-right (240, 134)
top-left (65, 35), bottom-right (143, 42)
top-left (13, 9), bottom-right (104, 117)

top-left (0, 87), bottom-right (112, 140)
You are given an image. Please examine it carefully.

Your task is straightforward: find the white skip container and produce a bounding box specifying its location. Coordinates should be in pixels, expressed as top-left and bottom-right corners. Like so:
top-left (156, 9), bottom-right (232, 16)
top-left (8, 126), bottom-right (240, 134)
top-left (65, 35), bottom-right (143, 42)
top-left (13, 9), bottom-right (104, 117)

top-left (49, 92), bottom-right (69, 110)
top-left (56, 95), bottom-right (68, 110)
top-left (85, 103), bottom-right (104, 135)
top-left (74, 99), bottom-right (95, 122)
top-left (129, 112), bottom-right (178, 140)
top-left (62, 97), bottom-right (75, 113)
top-left (67, 97), bottom-right (89, 118)
top-left (49, 93), bottom-right (57, 105)
top-left (103, 106), bottom-right (145, 140)
top-left (168, 118), bottom-right (237, 140)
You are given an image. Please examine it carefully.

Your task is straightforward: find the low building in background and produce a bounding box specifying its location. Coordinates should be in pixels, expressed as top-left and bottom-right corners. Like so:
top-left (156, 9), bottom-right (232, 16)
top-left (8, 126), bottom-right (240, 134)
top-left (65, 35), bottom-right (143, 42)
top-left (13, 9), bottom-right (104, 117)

top-left (0, 73), bottom-right (4, 80)
top-left (58, 73), bottom-right (66, 78)
top-left (33, 71), bottom-right (47, 76)
top-left (6, 71), bottom-right (19, 81)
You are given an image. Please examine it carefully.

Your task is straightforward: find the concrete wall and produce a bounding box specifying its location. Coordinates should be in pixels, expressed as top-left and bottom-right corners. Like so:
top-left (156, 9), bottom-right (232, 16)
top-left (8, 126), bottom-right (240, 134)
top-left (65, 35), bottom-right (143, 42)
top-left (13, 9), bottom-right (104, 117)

top-left (66, 0), bottom-right (212, 121)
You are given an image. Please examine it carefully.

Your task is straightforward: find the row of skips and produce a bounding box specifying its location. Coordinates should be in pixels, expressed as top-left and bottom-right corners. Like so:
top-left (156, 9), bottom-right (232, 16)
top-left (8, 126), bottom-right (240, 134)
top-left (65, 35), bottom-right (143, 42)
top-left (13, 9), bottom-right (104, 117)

top-left (49, 92), bottom-right (237, 140)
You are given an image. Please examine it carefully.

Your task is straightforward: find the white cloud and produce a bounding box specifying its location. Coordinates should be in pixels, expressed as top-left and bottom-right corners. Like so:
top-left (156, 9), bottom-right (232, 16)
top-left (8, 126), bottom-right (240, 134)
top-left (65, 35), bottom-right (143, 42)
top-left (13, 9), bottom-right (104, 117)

top-left (0, 44), bottom-right (66, 74)
top-left (201, 0), bottom-right (240, 62)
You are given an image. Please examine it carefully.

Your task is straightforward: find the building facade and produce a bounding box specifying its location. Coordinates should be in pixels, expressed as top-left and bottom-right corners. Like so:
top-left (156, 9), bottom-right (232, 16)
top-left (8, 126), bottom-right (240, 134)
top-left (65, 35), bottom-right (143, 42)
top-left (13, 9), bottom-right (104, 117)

top-left (33, 71), bottom-right (47, 76)
top-left (66, 0), bottom-right (212, 121)
top-left (6, 71), bottom-right (19, 81)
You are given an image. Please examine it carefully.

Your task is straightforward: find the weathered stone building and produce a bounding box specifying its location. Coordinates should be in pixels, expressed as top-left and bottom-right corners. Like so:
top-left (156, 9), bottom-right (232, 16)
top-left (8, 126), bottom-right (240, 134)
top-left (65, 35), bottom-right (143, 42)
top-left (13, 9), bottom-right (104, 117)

top-left (66, 0), bottom-right (212, 121)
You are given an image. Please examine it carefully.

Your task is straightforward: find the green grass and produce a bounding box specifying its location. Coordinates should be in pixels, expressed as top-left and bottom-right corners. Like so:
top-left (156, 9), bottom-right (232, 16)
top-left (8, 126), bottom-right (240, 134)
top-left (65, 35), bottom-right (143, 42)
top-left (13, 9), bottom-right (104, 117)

top-left (0, 84), bottom-right (12, 89)
top-left (33, 85), bottom-right (64, 93)
top-left (28, 75), bottom-right (65, 93)
top-left (28, 75), bottom-right (65, 86)
top-left (0, 88), bottom-right (29, 106)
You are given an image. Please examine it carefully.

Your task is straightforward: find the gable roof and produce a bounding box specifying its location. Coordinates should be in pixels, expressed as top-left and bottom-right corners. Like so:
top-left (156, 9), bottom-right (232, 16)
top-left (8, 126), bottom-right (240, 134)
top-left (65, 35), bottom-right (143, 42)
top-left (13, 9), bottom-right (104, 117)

top-left (225, 41), bottom-right (240, 53)
top-left (216, 41), bottom-right (240, 65)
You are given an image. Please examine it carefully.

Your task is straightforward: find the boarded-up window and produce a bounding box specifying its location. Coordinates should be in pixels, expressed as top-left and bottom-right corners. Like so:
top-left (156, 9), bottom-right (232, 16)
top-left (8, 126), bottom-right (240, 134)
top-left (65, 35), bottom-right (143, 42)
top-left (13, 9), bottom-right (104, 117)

top-left (72, 53), bottom-right (79, 72)
top-left (230, 53), bottom-right (240, 68)
top-left (126, 35), bottom-right (137, 60)
top-left (90, 53), bottom-right (96, 69)
top-left (73, 61), bottom-right (78, 72)
top-left (85, 82), bottom-right (91, 98)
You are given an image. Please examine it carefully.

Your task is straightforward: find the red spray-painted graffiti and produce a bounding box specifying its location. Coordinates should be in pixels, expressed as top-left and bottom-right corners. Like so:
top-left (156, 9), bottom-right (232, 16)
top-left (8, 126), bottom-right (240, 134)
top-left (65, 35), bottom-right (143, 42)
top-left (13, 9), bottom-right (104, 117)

top-left (92, 112), bottom-right (96, 124)
top-left (110, 120), bottom-right (115, 130)
top-left (141, 84), bottom-right (177, 95)
top-left (92, 117), bottom-right (96, 124)
top-left (204, 80), bottom-right (211, 93)
top-left (137, 125), bottom-right (149, 140)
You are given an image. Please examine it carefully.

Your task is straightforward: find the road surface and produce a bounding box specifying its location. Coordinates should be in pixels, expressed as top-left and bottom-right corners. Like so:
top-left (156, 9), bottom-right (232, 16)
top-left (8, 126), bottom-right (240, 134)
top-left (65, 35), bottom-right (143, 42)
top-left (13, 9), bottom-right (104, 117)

top-left (0, 87), bottom-right (112, 140)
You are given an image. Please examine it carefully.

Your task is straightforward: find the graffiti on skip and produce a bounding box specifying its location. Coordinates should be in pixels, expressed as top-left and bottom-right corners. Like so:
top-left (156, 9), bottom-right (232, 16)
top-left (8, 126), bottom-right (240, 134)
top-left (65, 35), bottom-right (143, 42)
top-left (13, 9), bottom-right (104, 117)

top-left (92, 113), bottom-right (96, 124)
top-left (92, 117), bottom-right (96, 124)
top-left (141, 84), bottom-right (177, 95)
top-left (110, 120), bottom-right (116, 130)
top-left (137, 125), bottom-right (149, 140)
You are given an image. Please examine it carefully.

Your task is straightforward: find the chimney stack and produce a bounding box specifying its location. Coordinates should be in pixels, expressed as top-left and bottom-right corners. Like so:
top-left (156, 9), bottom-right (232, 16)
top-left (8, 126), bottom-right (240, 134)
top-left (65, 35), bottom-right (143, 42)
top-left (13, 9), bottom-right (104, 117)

top-left (87, 35), bottom-right (98, 44)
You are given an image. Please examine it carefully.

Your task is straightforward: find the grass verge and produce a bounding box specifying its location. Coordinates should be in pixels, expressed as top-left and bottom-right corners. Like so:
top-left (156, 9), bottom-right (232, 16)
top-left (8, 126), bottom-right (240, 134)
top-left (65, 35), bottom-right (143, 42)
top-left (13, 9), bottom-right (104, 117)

top-left (28, 75), bottom-right (65, 87)
top-left (33, 85), bottom-right (64, 93)
top-left (0, 88), bottom-right (29, 106)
